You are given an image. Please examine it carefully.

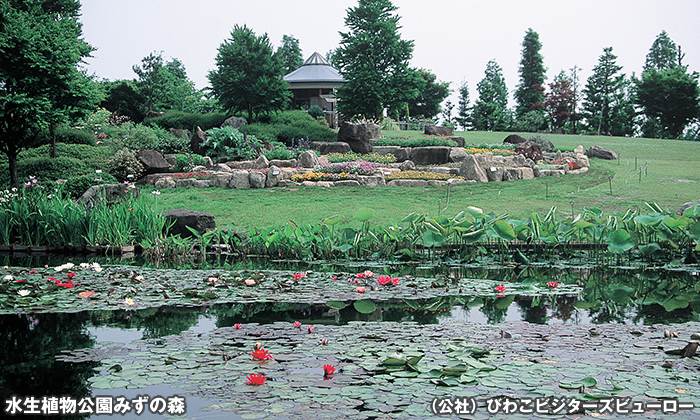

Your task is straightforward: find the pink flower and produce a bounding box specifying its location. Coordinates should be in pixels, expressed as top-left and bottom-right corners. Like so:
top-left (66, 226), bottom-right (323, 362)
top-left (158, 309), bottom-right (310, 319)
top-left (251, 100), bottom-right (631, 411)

top-left (356, 270), bottom-right (374, 279)
top-left (377, 275), bottom-right (392, 285)
top-left (66, 272), bottom-right (76, 279)
top-left (332, 276), bottom-right (337, 280)
top-left (56, 280), bottom-right (75, 289)
top-left (391, 277), bottom-right (400, 286)
top-left (495, 285), bottom-right (506, 294)
top-left (245, 373), bottom-right (266, 386)
top-left (244, 279), bottom-right (256, 286)
top-left (292, 273), bottom-right (306, 280)
top-left (321, 338), bottom-right (328, 345)
top-left (307, 326), bottom-right (314, 333)
top-left (546, 281), bottom-right (559, 288)
top-left (356, 287), bottom-right (366, 293)
top-left (323, 364), bottom-right (335, 378)
top-left (234, 323), bottom-right (242, 329)
top-left (251, 348), bottom-right (274, 361)
top-left (28, 270), bottom-right (36, 274)
top-left (294, 321), bottom-right (301, 328)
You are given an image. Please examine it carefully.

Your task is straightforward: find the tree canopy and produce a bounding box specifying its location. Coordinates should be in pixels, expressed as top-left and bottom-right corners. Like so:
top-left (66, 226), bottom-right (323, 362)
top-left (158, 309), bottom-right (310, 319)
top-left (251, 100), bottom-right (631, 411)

top-left (405, 68), bottom-right (451, 120)
top-left (208, 25), bottom-right (290, 122)
top-left (333, 0), bottom-right (419, 119)
top-left (277, 35), bottom-right (303, 74)
top-left (0, 0), bottom-right (100, 188)
top-left (514, 28), bottom-right (546, 118)
top-left (471, 60), bottom-right (511, 131)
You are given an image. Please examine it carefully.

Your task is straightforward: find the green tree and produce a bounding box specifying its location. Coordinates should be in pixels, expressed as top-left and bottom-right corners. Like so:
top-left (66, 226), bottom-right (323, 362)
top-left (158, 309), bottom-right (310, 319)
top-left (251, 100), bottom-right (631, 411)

top-left (99, 79), bottom-right (145, 122)
top-left (636, 66), bottom-right (699, 139)
top-left (208, 25), bottom-right (291, 122)
top-left (582, 47), bottom-right (635, 136)
top-left (404, 68), bottom-right (451, 120)
top-left (132, 52), bottom-right (166, 113)
top-left (278, 34), bottom-right (303, 74)
top-left (333, 0), bottom-right (420, 119)
top-left (0, 0), bottom-right (100, 188)
top-left (644, 30), bottom-right (680, 72)
top-left (472, 60), bottom-right (511, 131)
top-left (455, 81), bottom-right (472, 131)
top-left (132, 52), bottom-right (198, 114)
top-left (514, 28), bottom-right (546, 118)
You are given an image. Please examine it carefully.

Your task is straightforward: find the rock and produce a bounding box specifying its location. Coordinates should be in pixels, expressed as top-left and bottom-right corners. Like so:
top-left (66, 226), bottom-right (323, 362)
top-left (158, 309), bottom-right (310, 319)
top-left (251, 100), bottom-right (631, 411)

top-left (398, 160), bottom-right (415, 171)
top-left (357, 175), bottom-right (386, 187)
top-left (515, 141), bottom-right (543, 161)
top-left (237, 161), bottom-right (255, 170)
top-left (337, 122), bottom-right (379, 154)
top-left (677, 200), bottom-right (700, 216)
top-left (503, 134), bottom-right (528, 145)
top-left (334, 180), bottom-right (361, 187)
top-left (221, 116), bottom-right (247, 129)
top-left (136, 149), bottom-right (171, 174)
top-left (449, 148), bottom-right (467, 163)
top-left (78, 184), bottom-right (141, 207)
top-left (585, 145), bottom-right (618, 160)
top-left (170, 128), bottom-right (190, 141)
top-left (505, 167), bottom-right (523, 180)
top-left (270, 159), bottom-right (297, 168)
top-left (574, 145), bottom-right (585, 154)
top-left (394, 148), bottom-right (411, 162)
top-left (254, 155), bottom-right (270, 169)
top-left (532, 165), bottom-right (541, 177)
top-left (448, 136), bottom-right (465, 147)
top-left (146, 111), bottom-right (164, 118)
top-left (575, 154), bottom-right (590, 168)
top-left (249, 171), bottom-right (266, 188)
top-left (521, 167), bottom-right (535, 180)
top-left (458, 155), bottom-right (488, 183)
top-left (373, 146), bottom-right (400, 156)
top-left (190, 126), bottom-right (206, 155)
top-left (475, 152), bottom-right (493, 166)
top-left (165, 209), bottom-right (216, 238)
top-left (298, 150), bottom-right (319, 168)
top-left (266, 166), bottom-right (282, 187)
top-left (176, 179), bottom-right (210, 188)
top-left (155, 177), bottom-right (176, 189)
top-left (135, 173), bottom-right (171, 185)
top-left (513, 154), bottom-right (526, 166)
top-left (210, 172), bottom-right (232, 188)
top-left (424, 126), bottom-right (453, 136)
top-left (229, 170), bottom-right (250, 189)
top-left (214, 163), bottom-right (232, 172)
top-left (310, 141), bottom-right (351, 155)
top-left (486, 166), bottom-right (504, 182)
top-left (387, 179), bottom-right (429, 187)
top-left (411, 147), bottom-right (451, 165)
top-left (316, 181), bottom-right (333, 188)
top-left (427, 180), bottom-right (449, 186)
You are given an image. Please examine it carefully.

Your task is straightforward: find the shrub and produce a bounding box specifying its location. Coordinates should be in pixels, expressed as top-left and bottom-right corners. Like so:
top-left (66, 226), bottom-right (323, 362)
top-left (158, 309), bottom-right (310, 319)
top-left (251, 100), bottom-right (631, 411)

top-left (244, 110), bottom-right (336, 145)
top-left (385, 171), bottom-right (464, 181)
top-left (17, 144), bottom-right (113, 171)
top-left (308, 106), bottom-right (324, 118)
top-left (54, 126), bottom-right (96, 146)
top-left (327, 152), bottom-right (396, 164)
top-left (62, 172), bottom-right (119, 199)
top-left (527, 135), bottom-right (554, 153)
top-left (263, 148), bottom-right (294, 161)
top-left (314, 160), bottom-right (385, 176)
top-left (106, 148), bottom-right (145, 182)
top-left (149, 126), bottom-right (190, 155)
top-left (375, 135), bottom-right (458, 147)
top-left (144, 111), bottom-right (228, 132)
top-left (172, 154), bottom-right (207, 172)
top-left (511, 110), bottom-right (549, 132)
top-left (291, 172), bottom-right (357, 182)
top-left (16, 157), bottom-right (93, 183)
top-left (202, 126), bottom-right (261, 160)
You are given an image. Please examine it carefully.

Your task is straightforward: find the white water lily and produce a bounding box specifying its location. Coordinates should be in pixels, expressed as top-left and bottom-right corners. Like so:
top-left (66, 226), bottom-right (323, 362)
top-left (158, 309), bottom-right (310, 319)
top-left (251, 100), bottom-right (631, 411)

top-left (80, 263), bottom-right (90, 268)
top-left (124, 298), bottom-right (134, 305)
top-left (17, 289), bottom-right (30, 297)
top-left (54, 262), bottom-right (75, 272)
top-left (91, 262), bottom-right (103, 272)
top-left (4, 274), bottom-right (13, 281)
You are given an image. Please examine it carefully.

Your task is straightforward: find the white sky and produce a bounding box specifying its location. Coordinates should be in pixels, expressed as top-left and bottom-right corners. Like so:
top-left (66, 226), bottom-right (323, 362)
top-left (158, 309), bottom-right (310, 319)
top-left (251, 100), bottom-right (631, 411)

top-left (79, 0), bottom-right (700, 114)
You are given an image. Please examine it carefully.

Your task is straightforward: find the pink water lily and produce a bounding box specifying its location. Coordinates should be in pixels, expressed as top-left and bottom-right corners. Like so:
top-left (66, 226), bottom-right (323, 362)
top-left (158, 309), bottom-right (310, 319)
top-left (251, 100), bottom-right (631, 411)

top-left (356, 287), bottom-right (366, 293)
top-left (546, 281), bottom-right (560, 288)
top-left (294, 321), bottom-right (301, 328)
top-left (234, 323), bottom-right (242, 329)
top-left (292, 273), bottom-right (306, 280)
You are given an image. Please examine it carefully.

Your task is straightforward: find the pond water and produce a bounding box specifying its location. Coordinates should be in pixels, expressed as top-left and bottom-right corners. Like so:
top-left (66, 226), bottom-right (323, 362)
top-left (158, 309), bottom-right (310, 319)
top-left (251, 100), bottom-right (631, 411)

top-left (2, 255), bottom-right (699, 419)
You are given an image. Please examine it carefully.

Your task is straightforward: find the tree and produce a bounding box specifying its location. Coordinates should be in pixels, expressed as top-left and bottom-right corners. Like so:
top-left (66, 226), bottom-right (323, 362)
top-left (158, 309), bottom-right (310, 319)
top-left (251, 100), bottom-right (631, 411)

top-left (441, 101), bottom-right (454, 126)
top-left (99, 79), bottom-right (146, 122)
top-left (0, 0), bottom-right (100, 188)
top-left (333, 0), bottom-right (420, 119)
top-left (636, 66), bottom-right (699, 139)
top-left (471, 60), bottom-right (511, 131)
top-left (514, 28), bottom-right (546, 118)
top-left (644, 30), bottom-right (679, 72)
top-left (132, 52), bottom-right (197, 114)
top-left (208, 25), bottom-right (291, 122)
top-left (581, 47), bottom-right (635, 136)
top-left (277, 34), bottom-right (303, 74)
top-left (455, 81), bottom-right (472, 130)
top-left (542, 71), bottom-right (577, 130)
top-left (404, 68), bottom-right (451, 120)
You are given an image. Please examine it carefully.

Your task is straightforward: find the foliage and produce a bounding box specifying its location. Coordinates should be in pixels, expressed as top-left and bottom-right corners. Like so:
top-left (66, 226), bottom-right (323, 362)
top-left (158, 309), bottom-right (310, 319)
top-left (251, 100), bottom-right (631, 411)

top-left (313, 160), bottom-right (386, 176)
top-left (0, 0), bottom-right (101, 188)
top-left (527, 135), bottom-right (554, 152)
top-left (510, 110), bottom-right (548, 133)
top-left (144, 111), bottom-right (228, 133)
top-left (375, 135), bottom-right (458, 147)
top-left (202, 126), bottom-right (261, 160)
top-left (15, 157), bottom-right (92, 184)
top-left (333, 0), bottom-right (420, 119)
top-left (13, 143), bottom-right (112, 172)
top-left (463, 147), bottom-right (515, 156)
top-left (472, 60), bottom-right (512, 131)
top-left (172, 154), bottom-right (207, 172)
top-left (208, 25), bottom-right (291, 122)
top-left (53, 126), bottom-right (96, 146)
top-left (582, 47), bottom-right (635, 136)
top-left (644, 30), bottom-right (681, 73)
top-left (326, 152), bottom-right (396, 164)
top-left (515, 28), bottom-right (546, 118)
top-left (244, 110), bottom-right (336, 144)
top-left (171, 171), bottom-right (211, 181)
top-left (291, 172), bottom-right (358, 182)
top-left (385, 171), bottom-right (463, 181)
top-left (99, 79), bottom-right (145, 123)
top-left (62, 173), bottom-right (119, 199)
top-left (277, 34), bottom-right (303, 74)
top-left (542, 70), bottom-right (579, 130)
top-left (132, 52), bottom-right (199, 114)
top-left (455, 81), bottom-right (472, 131)
top-left (106, 149), bottom-right (145, 182)
top-left (401, 68), bottom-right (451, 120)
top-left (307, 105), bottom-right (324, 118)
top-left (148, 126), bottom-right (191, 155)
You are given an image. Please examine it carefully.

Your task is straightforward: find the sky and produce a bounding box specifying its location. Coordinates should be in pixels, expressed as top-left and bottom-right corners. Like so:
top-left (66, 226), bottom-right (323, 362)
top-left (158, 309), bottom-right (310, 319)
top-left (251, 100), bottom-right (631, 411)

top-left (79, 0), bottom-right (700, 115)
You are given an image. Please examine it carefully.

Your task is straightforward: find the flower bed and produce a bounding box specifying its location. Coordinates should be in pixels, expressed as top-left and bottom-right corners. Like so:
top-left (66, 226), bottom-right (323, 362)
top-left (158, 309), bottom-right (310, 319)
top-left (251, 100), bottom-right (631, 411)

top-left (313, 160), bottom-right (387, 176)
top-left (290, 172), bottom-right (358, 182)
top-left (386, 171), bottom-right (464, 181)
top-left (464, 147), bottom-right (515, 156)
top-left (171, 171), bottom-right (212, 180)
top-left (375, 134), bottom-right (458, 147)
top-left (327, 152), bottom-right (396, 164)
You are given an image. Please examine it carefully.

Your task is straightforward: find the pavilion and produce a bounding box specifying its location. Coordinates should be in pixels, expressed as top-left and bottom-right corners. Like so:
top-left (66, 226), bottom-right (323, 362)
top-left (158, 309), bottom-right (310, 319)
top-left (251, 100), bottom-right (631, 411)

top-left (283, 52), bottom-right (346, 128)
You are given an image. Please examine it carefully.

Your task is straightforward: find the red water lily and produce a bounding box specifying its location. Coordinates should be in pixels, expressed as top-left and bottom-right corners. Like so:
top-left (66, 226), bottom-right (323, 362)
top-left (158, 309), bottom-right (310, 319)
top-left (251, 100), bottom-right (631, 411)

top-left (56, 279), bottom-right (75, 289)
top-left (495, 285), bottom-right (506, 297)
top-left (66, 272), bottom-right (76, 279)
top-left (245, 373), bottom-right (266, 386)
top-left (356, 270), bottom-right (375, 279)
top-left (307, 325), bottom-right (314, 333)
top-left (377, 275), bottom-right (391, 285)
top-left (251, 348), bottom-right (274, 361)
top-left (323, 364), bottom-right (335, 378)
top-left (28, 270), bottom-right (36, 274)
top-left (292, 273), bottom-right (306, 280)
top-left (546, 281), bottom-right (559, 288)
top-left (234, 323), bottom-right (242, 329)
top-left (356, 287), bottom-right (366, 293)
top-left (294, 321), bottom-right (301, 328)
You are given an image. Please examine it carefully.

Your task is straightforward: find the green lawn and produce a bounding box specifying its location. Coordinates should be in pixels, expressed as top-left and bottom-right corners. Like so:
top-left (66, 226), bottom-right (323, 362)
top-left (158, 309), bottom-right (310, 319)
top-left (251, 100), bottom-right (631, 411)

top-left (150, 131), bottom-right (700, 230)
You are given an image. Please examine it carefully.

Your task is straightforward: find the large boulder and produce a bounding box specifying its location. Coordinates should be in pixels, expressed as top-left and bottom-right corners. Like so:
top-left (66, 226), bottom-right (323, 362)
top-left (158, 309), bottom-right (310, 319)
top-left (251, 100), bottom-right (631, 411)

top-left (210, 172), bottom-right (232, 188)
top-left (298, 150), bottom-right (319, 168)
top-left (424, 126), bottom-right (454, 136)
top-left (165, 209), bottom-right (216, 239)
top-left (515, 141), bottom-right (543, 161)
top-left (310, 141), bottom-right (351, 155)
top-left (254, 155), bottom-right (270, 169)
top-left (337, 122), bottom-right (379, 154)
top-left (78, 184), bottom-right (141, 208)
top-left (229, 170), bottom-right (250, 189)
top-left (448, 136), bottom-right (465, 147)
top-left (221, 116), bottom-right (247, 130)
top-left (411, 147), bottom-right (451, 165)
top-left (266, 166), bottom-right (282, 187)
top-left (154, 177), bottom-right (176, 189)
top-left (191, 126), bottom-right (206, 155)
top-left (503, 134), bottom-right (528, 145)
top-left (458, 155), bottom-right (488, 183)
top-left (394, 148), bottom-right (412, 162)
top-left (585, 145), bottom-right (618, 160)
top-left (449, 148), bottom-right (467, 163)
top-left (136, 149), bottom-right (171, 174)
top-left (249, 171), bottom-right (266, 188)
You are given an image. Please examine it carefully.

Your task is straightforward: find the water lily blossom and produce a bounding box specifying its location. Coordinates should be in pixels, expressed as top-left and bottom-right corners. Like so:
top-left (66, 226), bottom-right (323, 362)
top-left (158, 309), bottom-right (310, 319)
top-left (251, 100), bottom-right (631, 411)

top-left (234, 323), bottom-right (242, 329)
top-left (4, 274), bottom-right (13, 281)
top-left (546, 281), bottom-right (560, 288)
top-left (28, 270), bottom-right (36, 274)
top-left (79, 291), bottom-right (95, 298)
top-left (323, 364), bottom-right (335, 378)
top-left (356, 270), bottom-right (375, 279)
top-left (356, 287), bottom-right (366, 293)
top-left (321, 338), bottom-right (328, 345)
top-left (66, 272), bottom-right (76, 279)
top-left (244, 279), bottom-right (256, 286)
top-left (56, 280), bottom-right (75, 289)
top-left (307, 326), bottom-right (314, 333)
top-left (294, 321), bottom-right (301, 328)
top-left (91, 263), bottom-right (103, 273)
top-left (251, 348), bottom-right (274, 361)
top-left (292, 273), bottom-right (306, 280)
top-left (17, 289), bottom-right (30, 297)
top-left (124, 298), bottom-right (134, 305)
top-left (245, 373), bottom-right (266, 386)
top-left (495, 285), bottom-right (506, 293)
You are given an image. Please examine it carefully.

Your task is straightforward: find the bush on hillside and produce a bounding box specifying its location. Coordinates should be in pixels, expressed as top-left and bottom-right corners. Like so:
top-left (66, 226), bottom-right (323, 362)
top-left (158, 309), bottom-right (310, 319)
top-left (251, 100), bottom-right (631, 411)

top-left (62, 172), bottom-right (119, 199)
top-left (54, 126), bottom-right (96, 146)
top-left (144, 111), bottom-right (228, 132)
top-left (244, 110), bottom-right (336, 145)
top-left (17, 157), bottom-right (92, 183)
top-left (106, 149), bottom-right (145, 182)
top-left (527, 135), bottom-right (554, 153)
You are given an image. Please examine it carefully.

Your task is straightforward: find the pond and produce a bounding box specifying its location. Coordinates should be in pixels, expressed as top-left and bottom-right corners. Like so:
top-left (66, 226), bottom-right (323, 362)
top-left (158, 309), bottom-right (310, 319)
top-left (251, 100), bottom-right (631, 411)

top-left (2, 256), bottom-right (700, 419)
